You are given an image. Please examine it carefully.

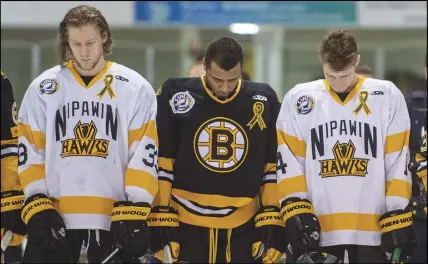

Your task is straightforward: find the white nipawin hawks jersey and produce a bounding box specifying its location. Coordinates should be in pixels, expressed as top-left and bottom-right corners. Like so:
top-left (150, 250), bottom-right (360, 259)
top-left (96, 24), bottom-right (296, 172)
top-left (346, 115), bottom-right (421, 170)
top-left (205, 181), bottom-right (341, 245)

top-left (18, 61), bottom-right (158, 230)
top-left (277, 77), bottom-right (411, 247)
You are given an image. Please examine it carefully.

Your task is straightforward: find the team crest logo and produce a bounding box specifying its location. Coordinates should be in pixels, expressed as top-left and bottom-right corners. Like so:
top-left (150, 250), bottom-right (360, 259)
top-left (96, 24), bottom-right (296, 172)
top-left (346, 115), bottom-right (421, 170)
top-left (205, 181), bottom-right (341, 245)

top-left (170, 91), bottom-right (195, 114)
top-left (296, 95), bottom-right (315, 115)
top-left (61, 121), bottom-right (109, 158)
top-left (194, 117), bottom-right (248, 173)
top-left (319, 140), bottom-right (369, 178)
top-left (39, 79), bottom-right (59, 95)
top-left (12, 102), bottom-right (18, 125)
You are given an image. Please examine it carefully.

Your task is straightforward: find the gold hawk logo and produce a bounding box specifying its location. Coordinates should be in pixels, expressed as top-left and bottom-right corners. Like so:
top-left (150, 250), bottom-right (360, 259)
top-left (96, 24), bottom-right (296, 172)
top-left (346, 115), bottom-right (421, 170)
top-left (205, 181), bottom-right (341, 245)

top-left (319, 140), bottom-right (369, 178)
top-left (194, 117), bottom-right (248, 173)
top-left (97, 74), bottom-right (115, 99)
top-left (247, 102), bottom-right (267, 130)
top-left (61, 121), bottom-right (109, 158)
top-left (353, 91), bottom-right (371, 116)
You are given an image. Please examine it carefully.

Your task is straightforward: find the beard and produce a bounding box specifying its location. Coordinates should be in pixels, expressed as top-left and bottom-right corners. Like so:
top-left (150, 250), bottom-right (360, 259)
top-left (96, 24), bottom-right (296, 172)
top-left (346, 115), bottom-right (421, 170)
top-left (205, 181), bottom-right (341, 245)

top-left (74, 52), bottom-right (103, 73)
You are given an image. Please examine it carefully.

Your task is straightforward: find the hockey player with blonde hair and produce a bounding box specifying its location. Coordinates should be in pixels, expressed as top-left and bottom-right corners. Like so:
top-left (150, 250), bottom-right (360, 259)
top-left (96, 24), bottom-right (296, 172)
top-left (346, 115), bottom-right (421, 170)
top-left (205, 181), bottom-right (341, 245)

top-left (17, 5), bottom-right (158, 262)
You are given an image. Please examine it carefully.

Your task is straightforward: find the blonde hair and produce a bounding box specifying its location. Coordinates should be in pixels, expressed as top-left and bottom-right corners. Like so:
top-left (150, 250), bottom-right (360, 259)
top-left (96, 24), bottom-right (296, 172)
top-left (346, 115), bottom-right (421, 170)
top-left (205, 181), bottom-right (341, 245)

top-left (57, 5), bottom-right (113, 65)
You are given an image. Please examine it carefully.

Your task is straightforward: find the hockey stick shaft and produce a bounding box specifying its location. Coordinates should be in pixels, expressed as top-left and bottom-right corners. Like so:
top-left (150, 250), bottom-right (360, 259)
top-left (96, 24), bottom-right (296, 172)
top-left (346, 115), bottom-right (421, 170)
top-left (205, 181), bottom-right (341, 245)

top-left (1, 231), bottom-right (13, 254)
top-left (163, 244), bottom-right (173, 264)
top-left (101, 247), bottom-right (121, 264)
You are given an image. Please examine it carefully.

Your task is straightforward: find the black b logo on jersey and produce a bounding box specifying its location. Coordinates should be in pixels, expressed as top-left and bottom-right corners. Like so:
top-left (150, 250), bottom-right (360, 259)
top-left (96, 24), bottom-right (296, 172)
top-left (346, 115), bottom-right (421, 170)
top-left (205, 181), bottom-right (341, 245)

top-left (194, 117), bottom-right (248, 173)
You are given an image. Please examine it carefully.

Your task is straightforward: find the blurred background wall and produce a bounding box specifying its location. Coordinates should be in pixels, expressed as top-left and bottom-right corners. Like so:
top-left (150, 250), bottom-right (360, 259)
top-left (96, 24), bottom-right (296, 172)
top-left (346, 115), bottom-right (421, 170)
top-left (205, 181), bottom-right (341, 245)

top-left (1, 1), bottom-right (427, 107)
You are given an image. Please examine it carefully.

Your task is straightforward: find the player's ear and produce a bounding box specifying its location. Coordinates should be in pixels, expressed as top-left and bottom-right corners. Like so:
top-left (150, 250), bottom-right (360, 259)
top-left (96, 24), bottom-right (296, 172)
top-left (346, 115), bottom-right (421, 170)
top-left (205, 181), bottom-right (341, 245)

top-left (355, 54), bottom-right (361, 68)
top-left (101, 30), bottom-right (107, 44)
top-left (203, 57), bottom-right (207, 71)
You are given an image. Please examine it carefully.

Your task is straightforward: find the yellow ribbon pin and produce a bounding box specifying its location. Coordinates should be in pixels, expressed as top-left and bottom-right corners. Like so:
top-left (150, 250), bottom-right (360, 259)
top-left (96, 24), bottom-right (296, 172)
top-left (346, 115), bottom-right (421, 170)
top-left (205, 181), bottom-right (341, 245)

top-left (247, 102), bottom-right (267, 130)
top-left (353, 91), bottom-right (371, 115)
top-left (97, 74), bottom-right (115, 99)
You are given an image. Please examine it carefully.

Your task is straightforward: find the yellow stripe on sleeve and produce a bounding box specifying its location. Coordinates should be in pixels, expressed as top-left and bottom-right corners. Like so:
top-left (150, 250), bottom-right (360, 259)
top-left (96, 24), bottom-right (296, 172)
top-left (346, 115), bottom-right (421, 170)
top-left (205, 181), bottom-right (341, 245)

top-left (277, 129), bottom-right (306, 158)
top-left (18, 122), bottom-right (45, 150)
top-left (260, 183), bottom-right (279, 207)
top-left (384, 130), bottom-right (410, 154)
top-left (159, 157), bottom-right (174, 171)
top-left (386, 179), bottom-right (412, 200)
top-left (264, 163), bottom-right (276, 174)
top-left (152, 180), bottom-right (172, 207)
top-left (128, 120), bottom-right (158, 148)
top-left (19, 164), bottom-right (45, 189)
top-left (278, 175), bottom-right (307, 199)
top-left (125, 168), bottom-right (158, 198)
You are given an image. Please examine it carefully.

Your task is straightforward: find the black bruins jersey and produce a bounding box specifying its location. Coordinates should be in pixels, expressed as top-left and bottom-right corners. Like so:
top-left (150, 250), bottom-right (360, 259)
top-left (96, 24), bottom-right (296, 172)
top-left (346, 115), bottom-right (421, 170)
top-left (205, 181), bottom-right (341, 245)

top-left (155, 76), bottom-right (280, 228)
top-left (1, 69), bottom-right (20, 191)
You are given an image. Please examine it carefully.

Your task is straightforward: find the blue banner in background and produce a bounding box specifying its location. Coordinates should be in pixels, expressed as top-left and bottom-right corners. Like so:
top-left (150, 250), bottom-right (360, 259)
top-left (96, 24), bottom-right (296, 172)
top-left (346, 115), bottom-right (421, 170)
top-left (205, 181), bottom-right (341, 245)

top-left (135, 1), bottom-right (357, 27)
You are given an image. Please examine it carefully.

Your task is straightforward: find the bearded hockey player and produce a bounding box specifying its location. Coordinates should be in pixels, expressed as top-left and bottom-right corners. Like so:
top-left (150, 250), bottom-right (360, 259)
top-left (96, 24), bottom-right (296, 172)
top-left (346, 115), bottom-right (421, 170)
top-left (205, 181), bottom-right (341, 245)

top-left (277, 29), bottom-right (416, 263)
top-left (149, 37), bottom-right (285, 263)
top-left (17, 5), bottom-right (158, 263)
top-left (1, 69), bottom-right (26, 262)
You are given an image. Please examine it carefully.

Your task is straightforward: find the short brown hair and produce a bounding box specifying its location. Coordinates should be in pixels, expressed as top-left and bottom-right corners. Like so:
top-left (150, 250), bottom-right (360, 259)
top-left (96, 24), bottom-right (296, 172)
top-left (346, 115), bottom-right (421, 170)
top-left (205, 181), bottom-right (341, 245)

top-left (318, 29), bottom-right (358, 71)
top-left (57, 5), bottom-right (113, 65)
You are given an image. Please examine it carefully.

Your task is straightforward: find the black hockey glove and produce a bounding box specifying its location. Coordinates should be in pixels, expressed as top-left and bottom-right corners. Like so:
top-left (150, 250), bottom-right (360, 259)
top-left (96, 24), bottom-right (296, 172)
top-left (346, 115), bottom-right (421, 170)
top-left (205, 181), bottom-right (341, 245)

top-left (110, 201), bottom-right (151, 262)
top-left (296, 252), bottom-right (342, 264)
top-left (252, 206), bottom-right (286, 263)
top-left (379, 209), bottom-right (417, 262)
top-left (1, 190), bottom-right (27, 246)
top-left (280, 197), bottom-right (321, 259)
top-left (147, 206), bottom-right (180, 262)
top-left (21, 193), bottom-right (66, 251)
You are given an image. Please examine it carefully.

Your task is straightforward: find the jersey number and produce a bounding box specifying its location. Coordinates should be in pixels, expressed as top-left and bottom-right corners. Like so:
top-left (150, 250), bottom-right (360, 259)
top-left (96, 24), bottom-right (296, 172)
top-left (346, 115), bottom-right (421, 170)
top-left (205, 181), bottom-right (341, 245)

top-left (18, 143), bottom-right (28, 166)
top-left (143, 144), bottom-right (158, 171)
top-left (277, 152), bottom-right (287, 174)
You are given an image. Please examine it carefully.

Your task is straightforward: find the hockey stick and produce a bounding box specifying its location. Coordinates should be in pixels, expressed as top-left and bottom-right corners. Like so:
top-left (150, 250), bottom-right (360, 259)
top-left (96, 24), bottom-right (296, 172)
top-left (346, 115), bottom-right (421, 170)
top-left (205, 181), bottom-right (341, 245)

top-left (163, 244), bottom-right (173, 264)
top-left (391, 248), bottom-right (401, 264)
top-left (1, 231), bottom-right (14, 262)
top-left (101, 247), bottom-right (121, 264)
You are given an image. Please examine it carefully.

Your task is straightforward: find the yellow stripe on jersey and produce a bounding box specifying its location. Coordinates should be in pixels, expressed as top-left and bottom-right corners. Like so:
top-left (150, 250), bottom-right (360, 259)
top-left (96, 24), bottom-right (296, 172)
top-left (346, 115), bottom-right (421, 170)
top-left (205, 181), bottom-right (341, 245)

top-left (1, 139), bottom-right (17, 145)
top-left (158, 157), bottom-right (174, 171)
top-left (19, 164), bottom-right (45, 188)
top-left (278, 175), bottom-right (307, 199)
top-left (264, 163), bottom-right (276, 174)
top-left (65, 61), bottom-right (113, 89)
top-left (152, 180), bottom-right (172, 207)
top-left (172, 188), bottom-right (253, 208)
top-left (18, 122), bottom-right (46, 150)
top-left (260, 183), bottom-right (279, 207)
top-left (386, 179), bottom-right (412, 199)
top-left (54, 196), bottom-right (116, 216)
top-left (318, 213), bottom-right (380, 232)
top-left (323, 77), bottom-right (365, 106)
top-left (384, 130), bottom-right (410, 154)
top-left (128, 120), bottom-right (158, 148)
top-left (125, 168), bottom-right (158, 198)
top-left (171, 196), bottom-right (259, 228)
top-left (1, 156), bottom-right (20, 192)
top-left (277, 129), bottom-right (306, 158)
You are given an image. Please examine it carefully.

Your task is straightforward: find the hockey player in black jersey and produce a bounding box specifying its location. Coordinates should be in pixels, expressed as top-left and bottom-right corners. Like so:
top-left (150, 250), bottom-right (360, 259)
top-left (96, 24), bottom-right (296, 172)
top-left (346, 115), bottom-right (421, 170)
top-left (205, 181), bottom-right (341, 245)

top-left (1, 69), bottom-right (26, 263)
top-left (148, 37), bottom-right (286, 263)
